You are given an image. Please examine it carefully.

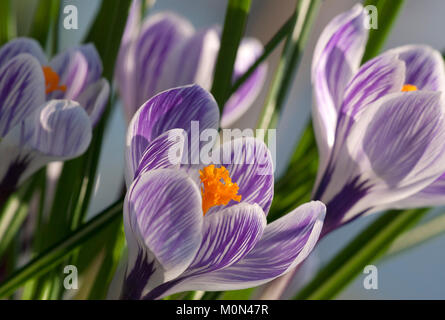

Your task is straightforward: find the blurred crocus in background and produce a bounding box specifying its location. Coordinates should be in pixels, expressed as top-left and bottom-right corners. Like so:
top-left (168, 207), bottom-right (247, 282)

top-left (311, 4), bottom-right (445, 235)
top-left (0, 38), bottom-right (110, 206)
top-left (117, 84), bottom-right (325, 299)
top-left (116, 0), bottom-right (267, 127)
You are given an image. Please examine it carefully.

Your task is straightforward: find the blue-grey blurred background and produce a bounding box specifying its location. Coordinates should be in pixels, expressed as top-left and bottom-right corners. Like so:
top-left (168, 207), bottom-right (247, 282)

top-left (26, 0), bottom-right (445, 299)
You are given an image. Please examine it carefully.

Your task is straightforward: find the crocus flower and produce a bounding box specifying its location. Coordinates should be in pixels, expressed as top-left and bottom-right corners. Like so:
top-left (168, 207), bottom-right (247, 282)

top-left (0, 38), bottom-right (109, 204)
top-left (116, 0), bottom-right (267, 127)
top-left (117, 84), bottom-right (325, 299)
top-left (311, 4), bottom-right (445, 235)
top-left (0, 38), bottom-right (110, 126)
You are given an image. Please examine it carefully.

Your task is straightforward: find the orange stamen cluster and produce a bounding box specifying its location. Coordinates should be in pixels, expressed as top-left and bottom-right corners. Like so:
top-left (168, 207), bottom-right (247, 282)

top-left (401, 84), bottom-right (418, 92)
top-left (42, 66), bottom-right (67, 94)
top-left (199, 165), bottom-right (242, 215)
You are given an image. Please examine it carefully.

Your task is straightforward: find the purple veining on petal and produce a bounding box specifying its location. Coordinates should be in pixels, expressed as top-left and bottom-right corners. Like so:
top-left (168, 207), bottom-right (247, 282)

top-left (0, 38), bottom-right (47, 69)
top-left (319, 176), bottom-right (371, 237)
top-left (391, 45), bottom-right (445, 92)
top-left (48, 50), bottom-right (88, 100)
top-left (0, 54), bottom-right (45, 137)
top-left (363, 92), bottom-right (444, 187)
top-left (121, 251), bottom-right (156, 300)
top-left (132, 129), bottom-right (185, 181)
top-left (143, 277), bottom-right (182, 300)
top-left (205, 137), bottom-right (274, 216)
top-left (124, 169), bottom-right (203, 286)
top-left (133, 14), bottom-right (193, 114)
top-left (181, 203), bottom-right (265, 277)
top-left (17, 100), bottom-right (92, 158)
top-left (151, 201), bottom-right (324, 294)
top-left (126, 85), bottom-right (219, 178)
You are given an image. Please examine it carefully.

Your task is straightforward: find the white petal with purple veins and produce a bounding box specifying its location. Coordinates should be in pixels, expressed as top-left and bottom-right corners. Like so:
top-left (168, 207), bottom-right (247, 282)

top-left (0, 38), bottom-right (47, 69)
top-left (126, 128), bottom-right (187, 186)
top-left (126, 85), bottom-right (219, 177)
top-left (312, 4), bottom-right (368, 175)
top-left (151, 201), bottom-right (324, 296)
top-left (127, 12), bottom-right (194, 119)
top-left (387, 45), bottom-right (445, 92)
top-left (0, 100), bottom-right (92, 186)
top-left (122, 169), bottom-right (203, 297)
top-left (320, 91), bottom-right (445, 226)
top-left (184, 203), bottom-right (266, 275)
top-left (388, 173), bottom-right (445, 209)
top-left (206, 137), bottom-right (274, 215)
top-left (156, 28), bottom-right (220, 93)
top-left (76, 78), bottom-right (110, 126)
top-left (48, 50), bottom-right (88, 100)
top-left (0, 54), bottom-right (45, 137)
top-left (116, 0), bottom-right (142, 121)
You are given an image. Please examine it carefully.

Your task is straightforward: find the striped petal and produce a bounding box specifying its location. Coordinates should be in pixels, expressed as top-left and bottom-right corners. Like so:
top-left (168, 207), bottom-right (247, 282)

top-left (116, 0), bottom-right (142, 122)
top-left (318, 91), bottom-right (445, 233)
top-left (47, 49), bottom-right (88, 100)
top-left (206, 137), bottom-right (274, 215)
top-left (330, 52), bottom-right (406, 156)
top-left (144, 203), bottom-right (266, 298)
top-left (389, 173), bottom-right (445, 209)
top-left (221, 38), bottom-right (267, 128)
top-left (148, 201), bottom-right (324, 297)
top-left (0, 37), bottom-right (47, 69)
top-left (388, 45), bottom-right (445, 92)
top-left (0, 54), bottom-right (45, 137)
top-left (156, 28), bottom-right (220, 93)
top-left (76, 78), bottom-right (110, 126)
top-left (76, 44), bottom-right (103, 86)
top-left (0, 100), bottom-right (92, 187)
top-left (125, 12), bottom-right (194, 119)
top-left (126, 85), bottom-right (219, 183)
top-left (312, 4), bottom-right (368, 174)
top-left (122, 169), bottom-right (203, 299)
top-left (340, 52), bottom-right (406, 120)
top-left (48, 44), bottom-right (102, 100)
top-left (184, 203), bottom-right (265, 275)
top-left (127, 128), bottom-right (186, 186)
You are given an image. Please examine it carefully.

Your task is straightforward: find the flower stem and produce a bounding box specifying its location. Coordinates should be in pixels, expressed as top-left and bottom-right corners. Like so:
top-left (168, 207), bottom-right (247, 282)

top-left (294, 209), bottom-right (427, 300)
top-left (211, 0), bottom-right (252, 113)
top-left (256, 0), bottom-right (320, 132)
top-left (0, 198), bottom-right (123, 298)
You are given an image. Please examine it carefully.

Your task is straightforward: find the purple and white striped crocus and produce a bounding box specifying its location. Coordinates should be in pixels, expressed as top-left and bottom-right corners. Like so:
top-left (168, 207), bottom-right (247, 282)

top-left (116, 0), bottom-right (267, 127)
top-left (311, 4), bottom-right (445, 235)
top-left (0, 38), bottom-right (109, 205)
top-left (118, 84), bottom-right (325, 299)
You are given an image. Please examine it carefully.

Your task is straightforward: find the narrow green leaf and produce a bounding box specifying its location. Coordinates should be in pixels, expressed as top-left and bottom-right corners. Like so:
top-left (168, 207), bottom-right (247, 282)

top-left (256, 0), bottom-right (321, 132)
top-left (361, 0), bottom-right (405, 63)
top-left (229, 12), bottom-right (295, 96)
top-left (85, 0), bottom-right (133, 81)
top-left (0, 0), bottom-right (16, 46)
top-left (385, 213), bottom-right (445, 258)
top-left (211, 0), bottom-right (252, 112)
top-left (30, 0), bottom-right (60, 52)
top-left (0, 199), bottom-right (123, 298)
top-left (268, 123), bottom-right (318, 222)
top-left (294, 209), bottom-right (427, 300)
top-left (0, 176), bottom-right (40, 258)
